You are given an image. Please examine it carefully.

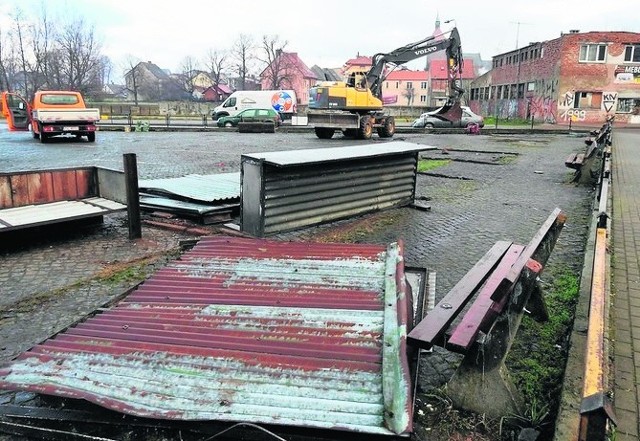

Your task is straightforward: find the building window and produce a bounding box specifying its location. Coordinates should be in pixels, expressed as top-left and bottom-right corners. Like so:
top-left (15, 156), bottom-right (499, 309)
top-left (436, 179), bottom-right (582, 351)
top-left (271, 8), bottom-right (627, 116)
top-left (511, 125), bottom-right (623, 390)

top-left (527, 82), bottom-right (536, 92)
top-left (573, 91), bottom-right (603, 109)
top-left (579, 44), bottom-right (607, 62)
top-left (395, 82), bottom-right (399, 88)
top-left (407, 82), bottom-right (413, 89)
top-left (421, 82), bottom-right (427, 89)
top-left (624, 45), bottom-right (640, 62)
top-left (419, 95), bottom-right (427, 103)
top-left (617, 98), bottom-right (640, 113)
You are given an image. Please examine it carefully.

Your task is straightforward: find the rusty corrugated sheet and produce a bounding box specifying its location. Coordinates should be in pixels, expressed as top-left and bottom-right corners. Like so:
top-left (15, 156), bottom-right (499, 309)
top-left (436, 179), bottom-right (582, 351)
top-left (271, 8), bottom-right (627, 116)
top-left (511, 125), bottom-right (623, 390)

top-left (0, 236), bottom-right (413, 436)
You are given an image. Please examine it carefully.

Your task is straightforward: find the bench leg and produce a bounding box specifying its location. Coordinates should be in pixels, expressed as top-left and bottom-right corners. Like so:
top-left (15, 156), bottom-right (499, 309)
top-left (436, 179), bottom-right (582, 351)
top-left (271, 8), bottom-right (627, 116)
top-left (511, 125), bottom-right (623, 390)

top-left (446, 260), bottom-right (542, 419)
top-left (446, 314), bottom-right (524, 418)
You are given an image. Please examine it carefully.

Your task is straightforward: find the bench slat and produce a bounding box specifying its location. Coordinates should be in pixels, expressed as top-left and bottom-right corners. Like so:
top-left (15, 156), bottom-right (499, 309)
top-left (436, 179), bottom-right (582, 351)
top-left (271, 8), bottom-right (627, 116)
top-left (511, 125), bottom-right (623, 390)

top-left (490, 208), bottom-right (566, 303)
top-left (445, 244), bottom-right (525, 353)
top-left (407, 240), bottom-right (512, 349)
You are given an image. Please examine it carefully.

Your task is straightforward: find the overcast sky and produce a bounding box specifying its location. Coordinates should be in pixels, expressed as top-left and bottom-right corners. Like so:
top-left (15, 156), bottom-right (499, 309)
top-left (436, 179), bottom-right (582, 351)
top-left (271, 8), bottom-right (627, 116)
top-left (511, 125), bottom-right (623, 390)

top-left (1, 0), bottom-right (638, 81)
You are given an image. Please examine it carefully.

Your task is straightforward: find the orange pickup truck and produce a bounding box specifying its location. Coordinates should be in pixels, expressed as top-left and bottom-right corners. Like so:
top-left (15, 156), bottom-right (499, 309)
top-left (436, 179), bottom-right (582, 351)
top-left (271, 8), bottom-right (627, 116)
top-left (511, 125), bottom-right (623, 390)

top-left (1, 90), bottom-right (100, 143)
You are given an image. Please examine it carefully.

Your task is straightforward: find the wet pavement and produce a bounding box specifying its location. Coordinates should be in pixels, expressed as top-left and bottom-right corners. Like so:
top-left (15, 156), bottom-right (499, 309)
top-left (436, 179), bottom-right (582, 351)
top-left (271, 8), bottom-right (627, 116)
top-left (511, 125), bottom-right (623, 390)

top-left (0, 124), bottom-right (599, 439)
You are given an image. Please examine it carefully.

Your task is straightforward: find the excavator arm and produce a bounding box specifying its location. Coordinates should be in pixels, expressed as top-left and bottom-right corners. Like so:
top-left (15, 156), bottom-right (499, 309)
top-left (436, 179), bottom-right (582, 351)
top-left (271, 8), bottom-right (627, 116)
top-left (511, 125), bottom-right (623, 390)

top-left (307, 27), bottom-right (465, 139)
top-left (366, 27), bottom-right (464, 120)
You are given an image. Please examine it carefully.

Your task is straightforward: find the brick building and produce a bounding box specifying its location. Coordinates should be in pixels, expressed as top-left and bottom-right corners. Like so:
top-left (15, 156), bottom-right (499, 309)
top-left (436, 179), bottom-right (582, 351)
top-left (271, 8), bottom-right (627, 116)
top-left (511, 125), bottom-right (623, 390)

top-left (469, 30), bottom-right (640, 125)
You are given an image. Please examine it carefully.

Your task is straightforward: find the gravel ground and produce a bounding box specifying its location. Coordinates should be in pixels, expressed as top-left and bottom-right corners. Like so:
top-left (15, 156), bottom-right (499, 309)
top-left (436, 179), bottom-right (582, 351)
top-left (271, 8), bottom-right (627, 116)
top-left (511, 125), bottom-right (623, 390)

top-left (0, 127), bottom-right (595, 440)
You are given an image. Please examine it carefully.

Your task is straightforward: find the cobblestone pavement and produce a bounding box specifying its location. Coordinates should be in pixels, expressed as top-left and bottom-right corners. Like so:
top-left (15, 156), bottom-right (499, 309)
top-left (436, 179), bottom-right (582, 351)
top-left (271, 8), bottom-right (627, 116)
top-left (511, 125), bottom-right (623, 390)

top-left (0, 126), bottom-right (597, 439)
top-left (611, 129), bottom-right (640, 441)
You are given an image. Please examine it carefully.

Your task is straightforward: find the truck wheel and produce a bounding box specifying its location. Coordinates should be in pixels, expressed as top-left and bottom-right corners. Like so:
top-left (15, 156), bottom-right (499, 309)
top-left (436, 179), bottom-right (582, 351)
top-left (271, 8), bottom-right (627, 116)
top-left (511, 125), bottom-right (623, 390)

top-left (314, 127), bottom-right (335, 139)
top-left (87, 132), bottom-right (96, 142)
top-left (377, 116), bottom-right (396, 138)
top-left (358, 116), bottom-right (373, 140)
top-left (32, 132), bottom-right (39, 139)
top-left (40, 132), bottom-right (49, 143)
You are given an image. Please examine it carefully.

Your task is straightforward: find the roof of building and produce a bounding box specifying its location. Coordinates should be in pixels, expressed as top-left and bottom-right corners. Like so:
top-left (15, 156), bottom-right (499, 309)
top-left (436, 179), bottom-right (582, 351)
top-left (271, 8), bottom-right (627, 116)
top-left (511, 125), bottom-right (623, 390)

top-left (215, 83), bottom-right (233, 94)
top-left (311, 65), bottom-right (342, 81)
top-left (260, 52), bottom-right (317, 79)
top-left (138, 61), bottom-right (170, 80)
top-left (429, 59), bottom-right (476, 79)
top-left (344, 55), bottom-right (373, 67)
top-left (385, 70), bottom-right (429, 81)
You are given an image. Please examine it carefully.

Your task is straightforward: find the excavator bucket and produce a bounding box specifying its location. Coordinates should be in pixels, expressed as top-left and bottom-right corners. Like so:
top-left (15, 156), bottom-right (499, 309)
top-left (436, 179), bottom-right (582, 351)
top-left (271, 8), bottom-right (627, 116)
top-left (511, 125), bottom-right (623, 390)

top-left (432, 101), bottom-right (463, 122)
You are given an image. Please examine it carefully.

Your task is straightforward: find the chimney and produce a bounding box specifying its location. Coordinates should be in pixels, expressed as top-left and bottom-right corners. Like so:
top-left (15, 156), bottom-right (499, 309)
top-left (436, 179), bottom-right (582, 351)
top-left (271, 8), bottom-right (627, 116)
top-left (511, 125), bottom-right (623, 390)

top-left (276, 49), bottom-right (282, 57)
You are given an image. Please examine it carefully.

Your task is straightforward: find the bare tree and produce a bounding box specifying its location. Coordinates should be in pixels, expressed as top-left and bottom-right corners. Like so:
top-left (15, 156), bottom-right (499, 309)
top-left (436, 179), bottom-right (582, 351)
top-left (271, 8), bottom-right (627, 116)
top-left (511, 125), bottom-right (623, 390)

top-left (55, 18), bottom-right (103, 94)
top-left (258, 34), bottom-right (295, 90)
top-left (123, 55), bottom-right (142, 104)
top-left (204, 48), bottom-right (227, 86)
top-left (230, 34), bottom-right (254, 91)
top-left (11, 8), bottom-right (31, 98)
top-left (0, 26), bottom-right (12, 91)
top-left (180, 55), bottom-right (199, 96)
top-left (30, 4), bottom-right (54, 93)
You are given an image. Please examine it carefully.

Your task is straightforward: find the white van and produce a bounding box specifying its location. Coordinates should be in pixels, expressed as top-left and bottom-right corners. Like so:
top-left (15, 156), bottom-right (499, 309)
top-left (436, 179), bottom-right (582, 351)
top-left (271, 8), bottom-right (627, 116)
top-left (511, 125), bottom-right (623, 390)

top-left (212, 90), bottom-right (297, 120)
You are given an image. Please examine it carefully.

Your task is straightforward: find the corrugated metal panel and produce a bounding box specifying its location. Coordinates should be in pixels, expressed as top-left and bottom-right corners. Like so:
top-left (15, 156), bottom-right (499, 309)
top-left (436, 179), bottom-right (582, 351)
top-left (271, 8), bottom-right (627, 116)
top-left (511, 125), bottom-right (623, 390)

top-left (0, 197), bottom-right (126, 230)
top-left (242, 142), bottom-right (434, 236)
top-left (243, 141), bottom-right (436, 166)
top-left (139, 173), bottom-right (240, 202)
top-left (0, 236), bottom-right (413, 436)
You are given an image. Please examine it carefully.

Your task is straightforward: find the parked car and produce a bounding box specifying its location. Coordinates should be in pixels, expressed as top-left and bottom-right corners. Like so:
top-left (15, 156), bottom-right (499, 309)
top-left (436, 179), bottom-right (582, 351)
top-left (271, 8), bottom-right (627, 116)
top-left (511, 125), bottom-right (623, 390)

top-left (216, 108), bottom-right (282, 128)
top-left (411, 106), bottom-right (484, 129)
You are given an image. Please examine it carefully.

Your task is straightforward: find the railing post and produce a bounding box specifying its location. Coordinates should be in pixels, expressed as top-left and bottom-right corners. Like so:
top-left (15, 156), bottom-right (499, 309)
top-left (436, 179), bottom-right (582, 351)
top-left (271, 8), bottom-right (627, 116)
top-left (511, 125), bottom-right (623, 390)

top-left (123, 153), bottom-right (142, 240)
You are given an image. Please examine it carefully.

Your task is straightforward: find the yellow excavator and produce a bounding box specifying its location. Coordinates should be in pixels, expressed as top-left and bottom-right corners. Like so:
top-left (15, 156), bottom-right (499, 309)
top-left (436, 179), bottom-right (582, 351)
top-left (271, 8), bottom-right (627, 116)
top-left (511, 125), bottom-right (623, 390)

top-left (307, 27), bottom-right (464, 139)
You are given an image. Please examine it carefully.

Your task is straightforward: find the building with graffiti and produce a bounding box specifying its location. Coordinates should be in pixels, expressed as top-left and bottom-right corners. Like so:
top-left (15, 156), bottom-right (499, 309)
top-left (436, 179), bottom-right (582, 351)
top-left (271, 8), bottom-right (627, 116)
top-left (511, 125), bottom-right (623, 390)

top-left (468, 30), bottom-right (640, 125)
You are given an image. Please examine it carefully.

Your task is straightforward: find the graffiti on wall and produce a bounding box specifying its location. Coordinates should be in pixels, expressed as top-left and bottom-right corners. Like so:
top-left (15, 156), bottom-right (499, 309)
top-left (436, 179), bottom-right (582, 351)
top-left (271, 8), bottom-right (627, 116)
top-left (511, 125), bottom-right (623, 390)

top-left (560, 91), bottom-right (574, 108)
top-left (529, 79), bottom-right (558, 123)
top-left (602, 92), bottom-right (617, 113)
top-left (557, 89), bottom-right (585, 122)
top-left (530, 97), bottom-right (556, 124)
top-left (560, 108), bottom-right (586, 122)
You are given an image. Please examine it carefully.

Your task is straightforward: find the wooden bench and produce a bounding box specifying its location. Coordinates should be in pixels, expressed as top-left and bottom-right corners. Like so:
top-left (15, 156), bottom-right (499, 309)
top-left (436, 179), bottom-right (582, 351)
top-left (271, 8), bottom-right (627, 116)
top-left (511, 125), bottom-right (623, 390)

top-left (407, 208), bottom-right (566, 418)
top-left (0, 161), bottom-right (138, 235)
top-left (565, 152), bottom-right (585, 170)
top-left (566, 119), bottom-right (613, 183)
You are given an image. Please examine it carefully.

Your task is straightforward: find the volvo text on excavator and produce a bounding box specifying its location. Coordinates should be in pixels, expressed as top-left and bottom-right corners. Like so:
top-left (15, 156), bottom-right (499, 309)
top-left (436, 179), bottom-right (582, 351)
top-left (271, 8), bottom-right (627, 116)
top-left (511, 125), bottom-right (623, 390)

top-left (307, 27), bottom-right (464, 139)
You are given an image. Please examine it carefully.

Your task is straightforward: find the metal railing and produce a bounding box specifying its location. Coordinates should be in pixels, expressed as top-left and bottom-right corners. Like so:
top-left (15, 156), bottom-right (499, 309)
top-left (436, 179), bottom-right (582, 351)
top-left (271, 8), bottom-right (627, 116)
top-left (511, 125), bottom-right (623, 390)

top-left (578, 118), bottom-right (616, 440)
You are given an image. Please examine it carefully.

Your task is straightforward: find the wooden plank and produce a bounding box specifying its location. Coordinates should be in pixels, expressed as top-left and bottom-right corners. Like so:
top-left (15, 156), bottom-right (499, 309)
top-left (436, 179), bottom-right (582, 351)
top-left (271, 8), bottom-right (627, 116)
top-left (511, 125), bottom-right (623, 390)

top-left (0, 176), bottom-right (12, 209)
top-left (490, 208), bottom-right (566, 303)
top-left (446, 244), bottom-right (525, 353)
top-left (51, 170), bottom-right (79, 200)
top-left (407, 240), bottom-right (512, 349)
top-left (9, 175), bottom-right (30, 207)
top-left (26, 172), bottom-right (55, 205)
top-left (75, 169), bottom-right (95, 199)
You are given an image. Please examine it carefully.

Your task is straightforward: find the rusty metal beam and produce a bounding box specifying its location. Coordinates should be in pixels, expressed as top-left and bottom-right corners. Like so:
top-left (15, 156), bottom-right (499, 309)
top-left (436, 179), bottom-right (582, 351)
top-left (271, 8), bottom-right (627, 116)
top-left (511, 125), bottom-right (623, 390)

top-left (578, 227), bottom-right (616, 440)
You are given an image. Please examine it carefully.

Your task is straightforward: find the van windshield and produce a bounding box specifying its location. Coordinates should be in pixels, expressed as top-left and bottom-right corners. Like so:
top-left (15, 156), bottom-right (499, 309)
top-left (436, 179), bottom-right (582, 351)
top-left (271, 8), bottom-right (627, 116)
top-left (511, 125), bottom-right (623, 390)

top-left (223, 97), bottom-right (236, 108)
